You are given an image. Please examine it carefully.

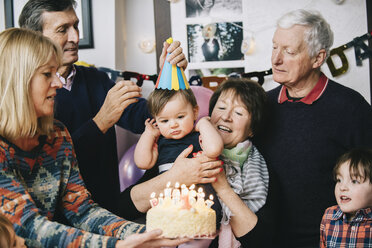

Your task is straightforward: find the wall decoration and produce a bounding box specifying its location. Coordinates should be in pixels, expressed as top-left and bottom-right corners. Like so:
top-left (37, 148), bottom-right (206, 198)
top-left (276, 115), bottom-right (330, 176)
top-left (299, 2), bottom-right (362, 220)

top-left (170, 0), bottom-right (245, 79)
top-left (4, 0), bottom-right (14, 29)
top-left (167, 0), bottom-right (371, 103)
top-left (185, 0), bottom-right (242, 18)
top-left (187, 22), bottom-right (244, 62)
top-left (75, 0), bottom-right (94, 49)
top-left (189, 67), bottom-right (244, 91)
top-left (189, 67), bottom-right (244, 78)
top-left (326, 32), bottom-right (372, 77)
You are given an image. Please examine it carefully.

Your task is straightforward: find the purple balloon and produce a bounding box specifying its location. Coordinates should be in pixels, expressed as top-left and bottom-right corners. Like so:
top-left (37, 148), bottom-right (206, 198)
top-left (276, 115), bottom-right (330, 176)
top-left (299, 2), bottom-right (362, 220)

top-left (190, 86), bottom-right (214, 122)
top-left (118, 144), bottom-right (145, 191)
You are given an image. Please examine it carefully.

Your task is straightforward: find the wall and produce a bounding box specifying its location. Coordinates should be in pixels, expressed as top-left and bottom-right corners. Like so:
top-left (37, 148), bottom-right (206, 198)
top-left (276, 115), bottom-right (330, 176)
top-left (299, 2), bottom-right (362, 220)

top-left (0, 1), bottom-right (4, 30)
top-left (170, 0), bottom-right (371, 103)
top-left (80, 0), bottom-right (157, 75)
top-left (119, 0), bottom-right (157, 99)
top-left (5, 1), bottom-right (369, 102)
top-left (79, 0), bottom-right (116, 68)
top-left (79, 0), bottom-right (157, 98)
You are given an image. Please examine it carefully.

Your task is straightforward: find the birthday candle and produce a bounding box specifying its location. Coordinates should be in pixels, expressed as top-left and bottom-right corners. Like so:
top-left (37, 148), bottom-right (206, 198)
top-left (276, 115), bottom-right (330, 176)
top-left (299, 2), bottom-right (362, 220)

top-left (180, 186), bottom-right (191, 209)
top-left (189, 184), bottom-right (197, 205)
top-left (181, 184), bottom-right (189, 196)
top-left (172, 183), bottom-right (181, 204)
top-left (197, 187), bottom-right (205, 202)
top-left (164, 181), bottom-right (172, 198)
top-left (205, 194), bottom-right (214, 208)
top-left (149, 192), bottom-right (158, 208)
top-left (158, 193), bottom-right (164, 205)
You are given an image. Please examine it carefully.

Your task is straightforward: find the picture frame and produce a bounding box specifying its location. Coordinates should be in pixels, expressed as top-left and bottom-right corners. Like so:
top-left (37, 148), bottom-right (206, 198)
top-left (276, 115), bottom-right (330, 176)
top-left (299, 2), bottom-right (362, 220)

top-left (170, 0), bottom-right (245, 78)
top-left (4, 0), bottom-right (14, 29)
top-left (75, 0), bottom-right (94, 49)
top-left (3, 0), bottom-right (94, 49)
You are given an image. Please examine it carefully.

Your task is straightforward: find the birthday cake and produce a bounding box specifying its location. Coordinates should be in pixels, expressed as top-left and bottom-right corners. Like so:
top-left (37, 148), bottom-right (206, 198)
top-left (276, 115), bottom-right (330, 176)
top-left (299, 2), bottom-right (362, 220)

top-left (146, 183), bottom-right (216, 238)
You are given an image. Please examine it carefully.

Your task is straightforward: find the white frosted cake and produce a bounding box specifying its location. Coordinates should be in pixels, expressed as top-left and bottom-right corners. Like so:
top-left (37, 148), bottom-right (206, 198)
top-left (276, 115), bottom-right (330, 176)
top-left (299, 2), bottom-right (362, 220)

top-left (146, 183), bottom-right (216, 238)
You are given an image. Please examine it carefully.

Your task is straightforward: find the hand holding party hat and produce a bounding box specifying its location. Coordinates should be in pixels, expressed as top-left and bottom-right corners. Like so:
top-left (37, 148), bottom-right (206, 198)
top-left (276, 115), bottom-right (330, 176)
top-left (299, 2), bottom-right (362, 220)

top-left (155, 37), bottom-right (190, 90)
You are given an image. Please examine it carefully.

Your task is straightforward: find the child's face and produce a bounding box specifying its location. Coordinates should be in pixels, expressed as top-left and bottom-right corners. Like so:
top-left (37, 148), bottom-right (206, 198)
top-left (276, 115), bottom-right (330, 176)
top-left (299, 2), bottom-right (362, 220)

top-left (335, 161), bottom-right (372, 218)
top-left (210, 90), bottom-right (252, 148)
top-left (155, 94), bottom-right (198, 140)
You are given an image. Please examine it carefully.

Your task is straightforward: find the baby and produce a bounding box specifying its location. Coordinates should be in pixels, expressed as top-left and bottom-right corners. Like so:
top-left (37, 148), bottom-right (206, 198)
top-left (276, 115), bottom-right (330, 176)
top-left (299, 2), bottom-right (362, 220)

top-left (320, 148), bottom-right (372, 247)
top-left (134, 88), bottom-right (223, 172)
top-left (134, 88), bottom-right (223, 248)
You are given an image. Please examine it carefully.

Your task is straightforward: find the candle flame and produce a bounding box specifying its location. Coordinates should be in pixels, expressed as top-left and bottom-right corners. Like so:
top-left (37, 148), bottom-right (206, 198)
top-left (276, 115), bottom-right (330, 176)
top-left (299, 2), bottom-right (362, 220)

top-left (175, 182), bottom-right (180, 188)
top-left (189, 184), bottom-right (195, 190)
top-left (150, 192), bottom-right (156, 198)
top-left (159, 193), bottom-right (164, 198)
top-left (166, 181), bottom-right (171, 188)
top-left (198, 187), bottom-right (203, 193)
top-left (209, 194), bottom-right (213, 200)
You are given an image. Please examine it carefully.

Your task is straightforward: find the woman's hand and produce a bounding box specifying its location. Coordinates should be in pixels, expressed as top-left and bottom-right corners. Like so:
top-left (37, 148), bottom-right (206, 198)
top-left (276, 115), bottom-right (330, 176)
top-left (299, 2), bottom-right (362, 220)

top-left (211, 167), bottom-right (259, 237)
top-left (169, 145), bottom-right (223, 185)
top-left (115, 230), bottom-right (189, 248)
top-left (130, 146), bottom-right (222, 212)
top-left (211, 167), bottom-right (230, 193)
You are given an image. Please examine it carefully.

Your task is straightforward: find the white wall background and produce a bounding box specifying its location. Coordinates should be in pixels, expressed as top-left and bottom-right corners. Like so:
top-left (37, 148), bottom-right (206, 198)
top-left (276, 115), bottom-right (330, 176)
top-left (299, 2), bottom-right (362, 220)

top-left (79, 0), bottom-right (116, 68)
top-left (3, 0), bottom-right (370, 103)
top-left (0, 1), bottom-right (4, 31)
top-left (171, 0), bottom-right (371, 103)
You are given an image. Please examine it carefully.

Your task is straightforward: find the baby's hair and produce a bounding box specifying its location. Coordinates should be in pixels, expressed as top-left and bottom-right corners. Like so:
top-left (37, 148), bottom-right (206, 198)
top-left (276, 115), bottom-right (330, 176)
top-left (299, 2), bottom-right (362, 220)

top-left (147, 88), bottom-right (197, 117)
top-left (333, 148), bottom-right (372, 183)
top-left (0, 214), bottom-right (13, 247)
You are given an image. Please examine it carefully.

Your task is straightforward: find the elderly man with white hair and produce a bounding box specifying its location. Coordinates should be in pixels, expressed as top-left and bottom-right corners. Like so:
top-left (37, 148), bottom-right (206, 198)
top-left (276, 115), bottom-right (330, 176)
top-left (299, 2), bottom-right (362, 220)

top-left (251, 9), bottom-right (372, 247)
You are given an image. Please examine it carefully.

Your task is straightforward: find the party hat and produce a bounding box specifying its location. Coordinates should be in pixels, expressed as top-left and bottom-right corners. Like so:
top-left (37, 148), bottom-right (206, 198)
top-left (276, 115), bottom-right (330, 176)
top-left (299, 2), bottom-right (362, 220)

top-left (155, 37), bottom-right (190, 90)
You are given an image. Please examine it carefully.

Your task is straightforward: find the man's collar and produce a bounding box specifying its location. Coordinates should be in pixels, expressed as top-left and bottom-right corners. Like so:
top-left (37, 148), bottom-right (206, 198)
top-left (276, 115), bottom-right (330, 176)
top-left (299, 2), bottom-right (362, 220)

top-left (278, 73), bottom-right (328, 104)
top-left (57, 65), bottom-right (76, 91)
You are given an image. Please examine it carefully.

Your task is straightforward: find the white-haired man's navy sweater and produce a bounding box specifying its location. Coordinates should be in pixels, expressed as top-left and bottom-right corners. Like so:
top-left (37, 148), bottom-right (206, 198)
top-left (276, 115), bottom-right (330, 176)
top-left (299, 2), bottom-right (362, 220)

top-left (252, 75), bottom-right (372, 247)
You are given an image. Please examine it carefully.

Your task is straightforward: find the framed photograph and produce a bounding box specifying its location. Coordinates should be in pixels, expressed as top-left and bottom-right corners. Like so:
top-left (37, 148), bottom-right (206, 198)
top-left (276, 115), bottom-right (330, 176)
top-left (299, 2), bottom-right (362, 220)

top-left (187, 22), bottom-right (244, 63)
top-left (185, 0), bottom-right (242, 18)
top-left (4, 0), bottom-right (14, 29)
top-left (75, 0), bottom-right (94, 49)
top-left (2, 0), bottom-right (93, 49)
top-left (170, 0), bottom-right (246, 81)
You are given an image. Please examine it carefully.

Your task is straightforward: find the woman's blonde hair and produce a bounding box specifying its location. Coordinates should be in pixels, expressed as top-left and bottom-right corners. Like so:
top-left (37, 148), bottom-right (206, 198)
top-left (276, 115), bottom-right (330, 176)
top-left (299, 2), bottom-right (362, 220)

top-left (0, 28), bottom-right (62, 140)
top-left (0, 214), bottom-right (13, 247)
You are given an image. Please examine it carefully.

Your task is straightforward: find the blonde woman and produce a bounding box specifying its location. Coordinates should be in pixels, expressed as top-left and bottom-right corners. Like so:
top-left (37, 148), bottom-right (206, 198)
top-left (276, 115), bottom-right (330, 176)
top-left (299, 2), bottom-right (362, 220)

top-left (0, 28), bottom-right (187, 248)
top-left (0, 214), bottom-right (26, 248)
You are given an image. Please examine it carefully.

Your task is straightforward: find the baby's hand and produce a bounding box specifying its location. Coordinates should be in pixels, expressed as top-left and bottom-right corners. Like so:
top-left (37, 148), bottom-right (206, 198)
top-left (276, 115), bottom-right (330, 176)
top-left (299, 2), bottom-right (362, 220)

top-left (195, 116), bottom-right (211, 132)
top-left (144, 118), bottom-right (161, 139)
top-left (192, 150), bottom-right (204, 158)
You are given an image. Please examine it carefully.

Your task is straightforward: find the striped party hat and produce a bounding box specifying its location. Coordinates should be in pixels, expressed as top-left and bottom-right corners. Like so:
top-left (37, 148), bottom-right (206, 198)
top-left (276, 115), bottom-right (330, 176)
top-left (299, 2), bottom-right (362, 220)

top-left (155, 37), bottom-right (190, 90)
